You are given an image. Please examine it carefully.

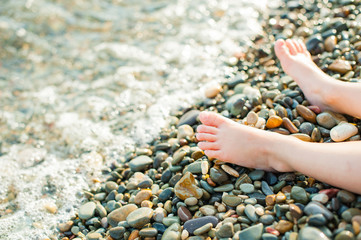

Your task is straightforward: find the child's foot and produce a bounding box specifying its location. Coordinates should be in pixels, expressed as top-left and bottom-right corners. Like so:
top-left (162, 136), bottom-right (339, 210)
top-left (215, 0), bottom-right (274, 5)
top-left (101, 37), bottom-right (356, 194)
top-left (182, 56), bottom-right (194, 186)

top-left (274, 39), bottom-right (336, 110)
top-left (196, 111), bottom-right (293, 172)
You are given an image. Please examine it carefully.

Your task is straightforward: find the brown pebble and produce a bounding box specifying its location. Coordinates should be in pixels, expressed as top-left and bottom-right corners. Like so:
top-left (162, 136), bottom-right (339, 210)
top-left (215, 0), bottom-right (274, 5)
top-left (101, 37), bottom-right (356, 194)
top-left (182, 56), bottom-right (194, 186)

top-left (307, 105), bottom-right (321, 114)
top-left (282, 186), bottom-right (292, 193)
top-left (205, 84), bottom-right (222, 98)
top-left (282, 117), bottom-right (299, 133)
top-left (353, 220), bottom-right (360, 235)
top-left (58, 221), bottom-right (73, 232)
top-left (275, 220), bottom-right (293, 234)
top-left (289, 204), bottom-right (303, 220)
top-left (221, 164), bottom-right (240, 177)
top-left (275, 192), bottom-right (286, 203)
top-left (134, 190), bottom-right (152, 205)
top-left (328, 59), bottom-right (352, 74)
top-left (141, 200), bottom-right (153, 208)
top-left (324, 35), bottom-right (337, 52)
top-left (178, 206), bottom-right (192, 222)
top-left (291, 133), bottom-right (311, 142)
top-left (129, 230), bottom-right (140, 240)
top-left (266, 194), bottom-right (276, 206)
top-left (296, 105), bottom-right (316, 123)
top-left (266, 115), bottom-right (283, 129)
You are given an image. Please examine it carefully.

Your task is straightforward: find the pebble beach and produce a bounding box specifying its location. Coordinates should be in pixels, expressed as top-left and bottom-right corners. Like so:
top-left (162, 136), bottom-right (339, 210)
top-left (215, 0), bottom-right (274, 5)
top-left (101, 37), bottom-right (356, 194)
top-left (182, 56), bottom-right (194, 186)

top-left (2, 0), bottom-right (361, 240)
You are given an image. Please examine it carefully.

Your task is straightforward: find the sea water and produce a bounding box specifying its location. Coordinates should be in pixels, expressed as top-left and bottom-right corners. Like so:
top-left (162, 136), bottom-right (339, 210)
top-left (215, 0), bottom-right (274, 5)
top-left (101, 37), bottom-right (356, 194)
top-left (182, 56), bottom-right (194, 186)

top-left (0, 0), bottom-right (276, 239)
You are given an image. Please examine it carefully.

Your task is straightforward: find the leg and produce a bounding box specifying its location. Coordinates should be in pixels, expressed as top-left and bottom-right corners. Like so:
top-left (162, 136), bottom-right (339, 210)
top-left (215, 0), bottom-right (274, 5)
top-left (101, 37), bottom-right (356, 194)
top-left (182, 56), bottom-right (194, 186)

top-left (274, 39), bottom-right (361, 118)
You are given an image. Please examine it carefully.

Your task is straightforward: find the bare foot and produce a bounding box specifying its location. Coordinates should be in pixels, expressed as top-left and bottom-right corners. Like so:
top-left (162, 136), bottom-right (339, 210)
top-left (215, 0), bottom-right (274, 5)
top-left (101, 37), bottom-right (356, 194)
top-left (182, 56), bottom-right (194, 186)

top-left (274, 39), bottom-right (336, 110)
top-left (196, 111), bottom-right (293, 172)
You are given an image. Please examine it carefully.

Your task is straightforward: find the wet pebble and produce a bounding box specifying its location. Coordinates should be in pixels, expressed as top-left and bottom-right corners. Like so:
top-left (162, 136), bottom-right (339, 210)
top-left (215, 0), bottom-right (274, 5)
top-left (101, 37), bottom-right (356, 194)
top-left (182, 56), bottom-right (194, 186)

top-left (183, 216), bottom-right (218, 235)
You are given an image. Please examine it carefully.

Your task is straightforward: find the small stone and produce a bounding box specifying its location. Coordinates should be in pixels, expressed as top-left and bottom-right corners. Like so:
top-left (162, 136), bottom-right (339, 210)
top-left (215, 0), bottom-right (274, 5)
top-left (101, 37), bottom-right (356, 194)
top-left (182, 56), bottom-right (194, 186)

top-left (201, 161), bottom-right (209, 175)
top-left (266, 194), bottom-right (276, 206)
top-left (158, 188), bottom-right (173, 202)
top-left (298, 226), bottom-right (330, 240)
top-left (107, 204), bottom-right (138, 227)
top-left (324, 35), bottom-right (337, 52)
top-left (311, 193), bottom-right (329, 204)
top-left (95, 203), bottom-right (107, 218)
top-left (308, 213), bottom-right (327, 226)
top-left (174, 172), bottom-right (203, 200)
top-left (304, 202), bottom-right (333, 221)
top-left (262, 233), bottom-right (278, 240)
top-left (259, 214), bottom-right (275, 225)
top-left (275, 220), bottom-right (293, 234)
top-left (316, 112), bottom-right (337, 129)
top-left (282, 117), bottom-right (299, 133)
top-left (210, 167), bottom-right (229, 184)
top-left (199, 205), bottom-right (217, 216)
top-left (109, 226), bottom-right (126, 239)
top-left (177, 110), bottom-right (200, 127)
top-left (261, 181), bottom-right (274, 196)
top-left (289, 204), bottom-right (303, 220)
top-left (221, 164), bottom-right (240, 177)
top-left (139, 228), bottom-right (158, 237)
top-left (86, 232), bottom-right (102, 240)
top-left (58, 221), bottom-right (73, 232)
top-left (291, 133), bottom-right (312, 141)
top-left (238, 223), bottom-right (263, 240)
top-left (330, 123), bottom-right (358, 142)
top-left (134, 190), bottom-right (152, 205)
top-left (183, 216), bottom-right (218, 234)
top-left (161, 223), bottom-right (181, 240)
top-left (328, 59), bottom-right (352, 74)
top-left (181, 230), bottom-right (189, 240)
top-left (296, 105), bottom-right (316, 123)
top-left (78, 202), bottom-right (96, 220)
top-left (319, 188), bottom-right (339, 199)
top-left (249, 170), bottom-right (265, 181)
top-left (129, 155), bottom-right (153, 172)
top-left (177, 124), bottom-right (194, 140)
top-left (44, 202), bottom-right (58, 214)
top-left (247, 111), bottom-right (259, 126)
top-left (222, 195), bottom-right (242, 207)
top-left (341, 208), bottom-right (361, 222)
top-left (153, 207), bottom-right (167, 222)
top-left (240, 183), bottom-right (255, 194)
top-left (334, 230), bottom-right (355, 240)
top-left (178, 206), bottom-right (192, 222)
top-left (216, 222), bottom-right (234, 238)
top-left (193, 222), bottom-right (213, 235)
top-left (128, 230), bottom-right (140, 240)
top-left (126, 207), bottom-right (154, 229)
top-left (337, 190), bottom-right (356, 204)
top-left (205, 84), bottom-right (222, 98)
top-left (291, 186), bottom-right (308, 204)
top-left (245, 204), bottom-right (258, 222)
top-left (266, 115), bottom-right (283, 129)
top-left (184, 197), bottom-right (198, 206)
top-left (214, 184), bottom-right (234, 192)
top-left (275, 192), bottom-right (286, 203)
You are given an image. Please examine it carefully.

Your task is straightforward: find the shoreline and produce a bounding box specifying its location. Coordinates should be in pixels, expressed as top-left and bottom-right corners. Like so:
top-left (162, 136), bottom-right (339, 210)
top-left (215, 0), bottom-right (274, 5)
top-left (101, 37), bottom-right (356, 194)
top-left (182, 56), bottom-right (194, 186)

top-left (58, 0), bottom-right (361, 240)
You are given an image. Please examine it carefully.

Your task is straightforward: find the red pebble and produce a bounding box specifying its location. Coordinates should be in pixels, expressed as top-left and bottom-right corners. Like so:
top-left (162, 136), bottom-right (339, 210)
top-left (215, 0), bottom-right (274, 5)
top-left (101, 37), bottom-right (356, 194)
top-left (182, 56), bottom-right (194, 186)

top-left (230, 214), bottom-right (239, 218)
top-left (266, 227), bottom-right (280, 236)
top-left (319, 188), bottom-right (339, 198)
top-left (307, 105), bottom-right (322, 114)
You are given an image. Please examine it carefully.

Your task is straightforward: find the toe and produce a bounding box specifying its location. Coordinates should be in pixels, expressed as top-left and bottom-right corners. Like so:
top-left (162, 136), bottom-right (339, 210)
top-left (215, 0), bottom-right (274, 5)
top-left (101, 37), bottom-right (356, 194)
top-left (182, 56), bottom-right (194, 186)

top-left (199, 111), bottom-right (227, 127)
top-left (197, 125), bottom-right (219, 134)
top-left (274, 39), bottom-right (291, 61)
top-left (294, 39), bottom-right (303, 53)
top-left (298, 40), bottom-right (312, 58)
top-left (197, 141), bottom-right (219, 150)
top-left (285, 39), bottom-right (297, 55)
top-left (204, 150), bottom-right (221, 159)
top-left (196, 133), bottom-right (217, 142)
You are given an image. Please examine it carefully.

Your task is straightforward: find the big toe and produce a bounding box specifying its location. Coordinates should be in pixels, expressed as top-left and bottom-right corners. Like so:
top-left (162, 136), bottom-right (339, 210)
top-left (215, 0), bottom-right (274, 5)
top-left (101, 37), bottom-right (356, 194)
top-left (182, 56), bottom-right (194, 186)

top-left (199, 111), bottom-right (227, 127)
top-left (274, 39), bottom-right (291, 62)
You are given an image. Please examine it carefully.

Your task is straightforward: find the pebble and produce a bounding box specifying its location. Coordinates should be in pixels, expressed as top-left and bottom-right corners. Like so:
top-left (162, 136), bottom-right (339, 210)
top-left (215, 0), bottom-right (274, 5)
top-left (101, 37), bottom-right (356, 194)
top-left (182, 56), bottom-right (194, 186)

top-left (247, 111), bottom-right (259, 126)
top-left (334, 230), bottom-right (355, 240)
top-left (330, 123), bottom-right (358, 142)
top-left (249, 170), bottom-right (265, 181)
top-left (325, 35), bottom-right (337, 52)
top-left (298, 226), bottom-right (330, 240)
top-left (214, 184), bottom-right (234, 192)
top-left (275, 220), bottom-right (293, 234)
top-left (308, 213), bottom-right (327, 226)
top-left (129, 155), bottom-right (153, 172)
top-left (221, 164), bottom-right (240, 177)
top-left (222, 195), bottom-right (242, 207)
top-left (282, 117), bottom-right (299, 133)
top-left (205, 84), bottom-right (222, 98)
top-left (260, 214), bottom-right (275, 225)
top-left (266, 115), bottom-right (283, 129)
top-left (210, 167), bottom-right (229, 184)
top-left (296, 105), bottom-right (316, 123)
top-left (291, 186), bottom-right (308, 204)
top-left (240, 183), bottom-right (255, 193)
top-left (177, 124), bottom-right (194, 140)
top-left (139, 227), bottom-right (158, 237)
top-left (78, 202), bottom-right (96, 220)
top-left (304, 201), bottom-right (333, 221)
top-left (193, 222), bottom-right (213, 235)
top-left (161, 223), bottom-right (181, 240)
top-left (262, 233), bottom-right (278, 240)
top-left (178, 206), bottom-right (192, 222)
top-left (328, 59), bottom-right (352, 74)
top-left (337, 190), bottom-right (356, 204)
top-left (183, 216), bottom-right (218, 234)
top-left (316, 112), bottom-right (337, 129)
top-left (200, 205), bottom-right (217, 216)
top-left (238, 223), bottom-right (263, 240)
top-left (245, 204), bottom-right (258, 222)
top-left (289, 204), bottom-right (303, 220)
top-left (86, 232), bottom-right (102, 240)
top-left (158, 188), bottom-right (173, 202)
top-left (311, 193), bottom-right (329, 204)
top-left (107, 204), bottom-right (138, 227)
top-left (184, 197), bottom-right (198, 206)
top-left (177, 110), bottom-right (200, 127)
top-left (261, 181), bottom-right (274, 196)
top-left (174, 172), bottom-right (203, 200)
top-left (109, 226), bottom-right (125, 239)
top-left (126, 207), bottom-right (154, 229)
top-left (58, 221), bottom-right (73, 232)
top-left (341, 208), bottom-right (361, 222)
top-left (216, 222), bottom-right (234, 238)
top-left (134, 190), bottom-right (152, 205)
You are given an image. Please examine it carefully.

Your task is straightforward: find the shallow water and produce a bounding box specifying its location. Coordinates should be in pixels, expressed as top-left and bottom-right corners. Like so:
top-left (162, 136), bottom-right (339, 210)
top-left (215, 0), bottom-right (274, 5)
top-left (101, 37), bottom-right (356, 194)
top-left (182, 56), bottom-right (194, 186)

top-left (0, 0), bottom-right (274, 239)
